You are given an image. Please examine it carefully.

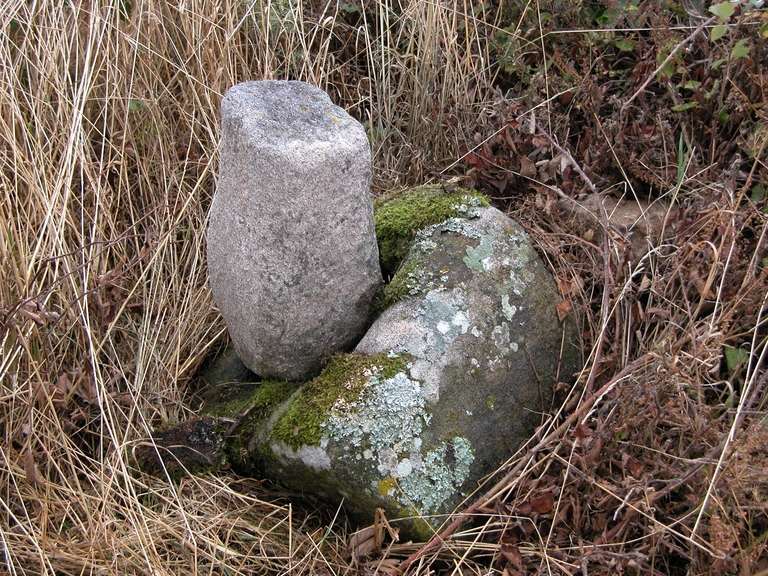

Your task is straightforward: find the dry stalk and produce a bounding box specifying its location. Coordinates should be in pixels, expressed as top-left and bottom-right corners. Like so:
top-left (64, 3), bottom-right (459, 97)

top-left (621, 14), bottom-right (717, 112)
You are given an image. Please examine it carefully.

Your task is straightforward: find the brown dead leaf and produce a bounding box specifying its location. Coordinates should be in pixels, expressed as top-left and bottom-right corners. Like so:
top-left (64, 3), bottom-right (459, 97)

top-left (573, 422), bottom-right (594, 441)
top-left (687, 268), bottom-right (714, 298)
top-left (24, 449), bottom-right (45, 486)
top-left (69, 406), bottom-right (89, 423)
top-left (503, 129), bottom-right (518, 154)
top-left (139, 231), bottom-right (154, 262)
top-left (530, 492), bottom-right (555, 514)
top-left (557, 274), bottom-right (584, 296)
top-left (556, 299), bottom-right (572, 321)
top-left (18, 300), bottom-right (44, 325)
top-left (519, 155), bottom-right (537, 178)
top-left (645, 306), bottom-right (670, 320)
top-left (591, 512), bottom-right (608, 532)
top-left (52, 372), bottom-right (70, 408)
top-left (553, 500), bottom-right (572, 528)
top-left (555, 276), bottom-right (573, 296)
top-left (73, 380), bottom-right (97, 404)
top-left (347, 531), bottom-right (377, 561)
top-left (584, 436), bottom-right (603, 468)
top-left (499, 543), bottom-right (523, 570)
top-left (623, 453), bottom-right (644, 479)
top-left (346, 525), bottom-right (373, 554)
top-left (346, 508), bottom-right (398, 562)
top-left (515, 501), bottom-right (532, 515)
top-left (110, 392), bottom-right (133, 406)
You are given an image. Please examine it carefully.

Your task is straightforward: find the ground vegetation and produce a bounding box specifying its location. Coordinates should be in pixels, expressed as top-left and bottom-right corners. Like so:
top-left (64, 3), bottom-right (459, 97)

top-left (1, 0), bottom-right (766, 574)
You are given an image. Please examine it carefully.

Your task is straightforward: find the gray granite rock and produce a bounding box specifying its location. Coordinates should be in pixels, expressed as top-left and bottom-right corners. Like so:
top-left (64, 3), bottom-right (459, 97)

top-left (207, 81), bottom-right (382, 381)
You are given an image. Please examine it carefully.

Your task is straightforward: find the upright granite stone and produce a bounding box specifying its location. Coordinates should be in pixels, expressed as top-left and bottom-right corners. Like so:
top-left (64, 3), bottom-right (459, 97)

top-left (208, 81), bottom-right (382, 381)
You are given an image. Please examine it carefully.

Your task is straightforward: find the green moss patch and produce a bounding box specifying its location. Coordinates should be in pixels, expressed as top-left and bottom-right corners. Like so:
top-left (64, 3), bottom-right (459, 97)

top-left (376, 258), bottom-right (420, 310)
top-left (204, 379), bottom-right (296, 419)
top-left (220, 379), bottom-right (298, 474)
top-left (270, 352), bottom-right (411, 450)
top-left (374, 185), bottom-right (488, 278)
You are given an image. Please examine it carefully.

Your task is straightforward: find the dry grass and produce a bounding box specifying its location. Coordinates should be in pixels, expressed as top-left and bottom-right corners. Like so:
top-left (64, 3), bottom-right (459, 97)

top-left (1, 0), bottom-right (766, 575)
top-left (0, 1), bottom-right (495, 573)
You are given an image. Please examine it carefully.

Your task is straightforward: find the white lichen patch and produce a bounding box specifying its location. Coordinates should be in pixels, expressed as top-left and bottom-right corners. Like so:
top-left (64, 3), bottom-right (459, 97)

top-left (504, 269), bottom-right (529, 297)
top-left (488, 321), bottom-right (521, 370)
top-left (323, 371), bottom-right (474, 514)
top-left (401, 266), bottom-right (448, 297)
top-left (501, 294), bottom-right (517, 321)
top-left (397, 437), bottom-right (474, 513)
top-left (506, 231), bottom-right (534, 262)
top-left (324, 372), bottom-right (426, 451)
top-left (451, 194), bottom-right (484, 218)
top-left (396, 459), bottom-right (413, 477)
top-left (272, 439), bottom-right (331, 471)
top-left (492, 322), bottom-right (511, 350)
top-left (452, 310), bottom-right (470, 333)
top-left (440, 217), bottom-right (482, 238)
top-left (414, 238), bottom-right (437, 253)
top-left (463, 236), bottom-right (494, 274)
top-left (415, 291), bottom-right (469, 352)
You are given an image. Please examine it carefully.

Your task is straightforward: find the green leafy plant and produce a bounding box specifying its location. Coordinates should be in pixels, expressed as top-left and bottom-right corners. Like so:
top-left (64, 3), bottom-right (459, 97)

top-left (710, 1), bottom-right (754, 64)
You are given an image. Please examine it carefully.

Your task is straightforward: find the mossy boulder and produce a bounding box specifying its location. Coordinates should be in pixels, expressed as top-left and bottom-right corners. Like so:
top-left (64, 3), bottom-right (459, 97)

top-left (230, 350), bottom-right (477, 540)
top-left (354, 205), bottom-right (579, 530)
top-left (210, 187), bottom-right (578, 539)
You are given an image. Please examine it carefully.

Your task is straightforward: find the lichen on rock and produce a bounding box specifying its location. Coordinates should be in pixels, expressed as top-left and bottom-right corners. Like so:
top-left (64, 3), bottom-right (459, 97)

top-left (229, 347), bottom-right (479, 537)
top-left (268, 352), bottom-right (410, 449)
top-left (374, 184), bottom-right (489, 278)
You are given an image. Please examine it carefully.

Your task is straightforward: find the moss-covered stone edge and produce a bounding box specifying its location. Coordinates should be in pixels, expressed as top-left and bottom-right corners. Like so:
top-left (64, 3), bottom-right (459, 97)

top-left (269, 351), bottom-right (412, 450)
top-left (374, 184), bottom-right (489, 280)
top-left (206, 379), bottom-right (297, 470)
top-left (204, 379), bottom-right (297, 419)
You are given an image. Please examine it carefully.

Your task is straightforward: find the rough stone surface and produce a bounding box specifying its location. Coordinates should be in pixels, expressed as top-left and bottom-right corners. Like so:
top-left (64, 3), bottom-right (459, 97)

top-left (558, 194), bottom-right (667, 264)
top-left (227, 194), bottom-right (579, 538)
top-left (207, 80), bottom-right (382, 381)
